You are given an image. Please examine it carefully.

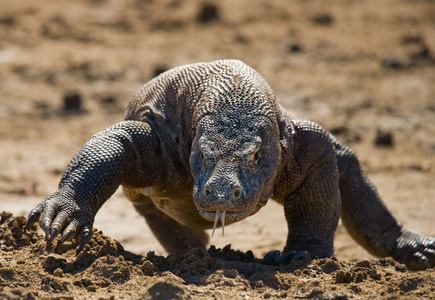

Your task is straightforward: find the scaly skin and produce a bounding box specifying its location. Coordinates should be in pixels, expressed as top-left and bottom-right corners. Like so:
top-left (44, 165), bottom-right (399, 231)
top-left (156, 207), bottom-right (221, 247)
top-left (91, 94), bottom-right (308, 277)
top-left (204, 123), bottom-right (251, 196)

top-left (26, 60), bottom-right (435, 270)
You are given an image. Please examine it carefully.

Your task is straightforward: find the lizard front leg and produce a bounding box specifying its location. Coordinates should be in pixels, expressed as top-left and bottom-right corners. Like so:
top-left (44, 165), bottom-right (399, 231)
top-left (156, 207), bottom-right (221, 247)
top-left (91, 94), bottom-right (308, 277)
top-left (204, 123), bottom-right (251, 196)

top-left (269, 121), bottom-right (341, 263)
top-left (282, 125), bottom-right (341, 258)
top-left (25, 120), bottom-right (164, 251)
top-left (282, 159), bottom-right (341, 258)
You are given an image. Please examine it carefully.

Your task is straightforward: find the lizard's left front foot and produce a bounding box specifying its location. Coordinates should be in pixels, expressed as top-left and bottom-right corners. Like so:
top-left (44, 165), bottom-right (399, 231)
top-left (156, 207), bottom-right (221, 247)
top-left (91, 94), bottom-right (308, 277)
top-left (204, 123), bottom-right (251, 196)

top-left (394, 230), bottom-right (435, 271)
top-left (262, 250), bottom-right (312, 266)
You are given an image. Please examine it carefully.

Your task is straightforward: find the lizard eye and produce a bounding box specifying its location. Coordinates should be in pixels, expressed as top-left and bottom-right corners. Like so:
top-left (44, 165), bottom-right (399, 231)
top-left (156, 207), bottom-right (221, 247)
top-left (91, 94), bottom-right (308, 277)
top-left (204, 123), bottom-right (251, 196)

top-left (253, 150), bottom-right (260, 161)
top-left (245, 137), bottom-right (262, 166)
top-left (248, 149), bottom-right (261, 170)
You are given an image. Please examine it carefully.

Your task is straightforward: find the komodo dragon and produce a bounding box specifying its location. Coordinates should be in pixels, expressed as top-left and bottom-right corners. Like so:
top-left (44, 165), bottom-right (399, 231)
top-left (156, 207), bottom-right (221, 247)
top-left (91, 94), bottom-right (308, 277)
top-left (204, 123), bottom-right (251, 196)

top-left (25, 59), bottom-right (435, 270)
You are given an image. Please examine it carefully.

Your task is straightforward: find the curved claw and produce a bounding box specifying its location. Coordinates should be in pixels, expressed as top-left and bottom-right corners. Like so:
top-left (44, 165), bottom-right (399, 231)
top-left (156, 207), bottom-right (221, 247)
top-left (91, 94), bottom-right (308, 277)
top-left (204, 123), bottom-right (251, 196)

top-left (282, 250), bottom-right (311, 264)
top-left (425, 248), bottom-right (435, 267)
top-left (40, 206), bottom-right (57, 241)
top-left (48, 214), bottom-right (69, 243)
top-left (396, 230), bottom-right (435, 270)
top-left (77, 225), bottom-right (92, 253)
top-left (41, 220), bottom-right (52, 241)
top-left (47, 224), bottom-right (62, 250)
top-left (262, 250), bottom-right (282, 265)
top-left (59, 228), bottom-right (74, 244)
top-left (406, 252), bottom-right (431, 271)
top-left (24, 209), bottom-right (42, 232)
top-left (405, 247), bottom-right (435, 270)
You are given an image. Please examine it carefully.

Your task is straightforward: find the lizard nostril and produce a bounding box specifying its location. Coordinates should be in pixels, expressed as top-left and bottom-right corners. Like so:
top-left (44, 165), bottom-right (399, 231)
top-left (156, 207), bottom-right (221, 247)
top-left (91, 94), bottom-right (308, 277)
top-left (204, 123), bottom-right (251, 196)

top-left (234, 187), bottom-right (241, 198)
top-left (204, 188), bottom-right (211, 196)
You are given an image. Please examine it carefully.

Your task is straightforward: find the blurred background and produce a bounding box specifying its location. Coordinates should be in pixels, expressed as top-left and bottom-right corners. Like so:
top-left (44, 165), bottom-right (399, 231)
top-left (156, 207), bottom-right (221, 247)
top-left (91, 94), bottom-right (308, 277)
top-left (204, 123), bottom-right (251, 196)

top-left (1, 0), bottom-right (434, 260)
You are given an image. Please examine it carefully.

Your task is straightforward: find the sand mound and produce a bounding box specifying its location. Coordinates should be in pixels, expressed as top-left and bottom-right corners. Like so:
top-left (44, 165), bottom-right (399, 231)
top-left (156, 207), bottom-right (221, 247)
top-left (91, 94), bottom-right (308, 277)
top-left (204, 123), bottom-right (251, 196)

top-left (1, 211), bottom-right (435, 299)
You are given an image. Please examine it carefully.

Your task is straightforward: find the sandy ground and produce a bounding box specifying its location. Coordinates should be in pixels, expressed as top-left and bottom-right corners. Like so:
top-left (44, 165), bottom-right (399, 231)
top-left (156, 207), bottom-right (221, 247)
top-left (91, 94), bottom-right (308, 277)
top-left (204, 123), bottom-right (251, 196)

top-left (1, 0), bottom-right (435, 299)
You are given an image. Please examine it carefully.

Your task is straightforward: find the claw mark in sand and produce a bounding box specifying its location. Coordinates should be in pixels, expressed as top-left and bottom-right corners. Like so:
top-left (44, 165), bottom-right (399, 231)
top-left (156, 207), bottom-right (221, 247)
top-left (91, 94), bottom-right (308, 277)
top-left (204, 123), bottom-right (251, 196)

top-left (211, 211), bottom-right (226, 237)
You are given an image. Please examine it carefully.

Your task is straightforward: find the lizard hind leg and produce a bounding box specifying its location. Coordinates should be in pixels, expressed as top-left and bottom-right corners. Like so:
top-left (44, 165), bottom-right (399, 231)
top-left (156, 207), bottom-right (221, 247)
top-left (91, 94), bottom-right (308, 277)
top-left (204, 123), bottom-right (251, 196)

top-left (123, 187), bottom-right (209, 254)
top-left (334, 138), bottom-right (435, 270)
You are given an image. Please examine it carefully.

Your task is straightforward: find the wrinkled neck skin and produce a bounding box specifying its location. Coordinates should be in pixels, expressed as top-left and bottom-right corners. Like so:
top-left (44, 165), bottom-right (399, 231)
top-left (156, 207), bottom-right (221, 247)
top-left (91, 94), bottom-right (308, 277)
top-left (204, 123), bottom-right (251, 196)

top-left (190, 112), bottom-right (281, 228)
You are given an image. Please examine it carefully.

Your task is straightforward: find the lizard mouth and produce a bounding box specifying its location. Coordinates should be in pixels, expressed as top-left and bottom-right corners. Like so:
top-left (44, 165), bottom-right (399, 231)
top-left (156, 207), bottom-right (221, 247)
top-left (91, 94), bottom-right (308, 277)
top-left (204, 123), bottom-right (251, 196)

top-left (198, 208), bottom-right (256, 236)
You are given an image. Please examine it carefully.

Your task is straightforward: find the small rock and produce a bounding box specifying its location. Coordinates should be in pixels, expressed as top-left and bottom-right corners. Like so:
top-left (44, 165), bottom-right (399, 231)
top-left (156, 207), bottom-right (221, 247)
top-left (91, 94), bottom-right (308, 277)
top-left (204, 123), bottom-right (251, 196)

top-left (331, 293), bottom-right (349, 300)
top-left (287, 43), bottom-right (302, 53)
top-left (410, 45), bottom-right (434, 64)
top-left (322, 259), bottom-right (341, 274)
top-left (374, 129), bottom-right (394, 147)
top-left (401, 34), bottom-right (423, 45)
top-left (63, 92), bottom-right (82, 112)
top-left (143, 277), bottom-right (189, 300)
top-left (356, 260), bottom-right (371, 269)
top-left (395, 264), bottom-right (407, 273)
top-left (197, 3), bottom-right (220, 24)
top-left (381, 56), bottom-right (408, 70)
top-left (312, 13), bottom-right (334, 26)
top-left (53, 268), bottom-right (64, 277)
top-left (44, 255), bottom-right (67, 272)
top-left (335, 270), bottom-right (354, 284)
top-left (99, 95), bottom-right (117, 105)
top-left (87, 285), bottom-right (97, 292)
top-left (141, 260), bottom-right (157, 276)
top-left (0, 15), bottom-right (16, 26)
top-left (223, 268), bottom-right (238, 279)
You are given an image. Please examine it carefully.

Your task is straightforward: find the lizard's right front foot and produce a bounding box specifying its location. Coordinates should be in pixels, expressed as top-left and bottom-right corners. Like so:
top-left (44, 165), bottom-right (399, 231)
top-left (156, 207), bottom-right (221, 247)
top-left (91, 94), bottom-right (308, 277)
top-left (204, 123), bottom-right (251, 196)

top-left (25, 191), bottom-right (94, 253)
top-left (262, 250), bottom-right (312, 266)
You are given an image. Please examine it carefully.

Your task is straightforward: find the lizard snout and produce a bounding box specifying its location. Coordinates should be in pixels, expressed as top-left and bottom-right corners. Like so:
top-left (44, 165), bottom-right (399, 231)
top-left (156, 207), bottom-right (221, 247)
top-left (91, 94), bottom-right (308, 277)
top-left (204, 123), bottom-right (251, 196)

top-left (202, 165), bottom-right (244, 203)
top-left (203, 183), bottom-right (243, 200)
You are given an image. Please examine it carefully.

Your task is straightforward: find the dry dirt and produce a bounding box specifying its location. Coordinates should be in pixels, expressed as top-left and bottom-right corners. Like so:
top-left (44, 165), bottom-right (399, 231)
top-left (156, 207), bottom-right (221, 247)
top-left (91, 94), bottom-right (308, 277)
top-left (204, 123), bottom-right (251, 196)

top-left (1, 0), bottom-right (435, 299)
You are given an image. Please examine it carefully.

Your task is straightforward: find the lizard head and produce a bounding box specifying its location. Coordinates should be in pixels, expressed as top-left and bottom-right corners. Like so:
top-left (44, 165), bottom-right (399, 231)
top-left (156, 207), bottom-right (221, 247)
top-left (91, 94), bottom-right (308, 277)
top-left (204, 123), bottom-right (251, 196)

top-left (190, 113), bottom-right (281, 233)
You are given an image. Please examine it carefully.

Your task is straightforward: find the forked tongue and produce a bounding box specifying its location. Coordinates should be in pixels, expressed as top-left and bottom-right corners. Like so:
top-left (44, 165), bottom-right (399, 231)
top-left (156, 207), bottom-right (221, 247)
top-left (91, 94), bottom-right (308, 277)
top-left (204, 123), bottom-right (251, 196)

top-left (211, 211), bottom-right (226, 237)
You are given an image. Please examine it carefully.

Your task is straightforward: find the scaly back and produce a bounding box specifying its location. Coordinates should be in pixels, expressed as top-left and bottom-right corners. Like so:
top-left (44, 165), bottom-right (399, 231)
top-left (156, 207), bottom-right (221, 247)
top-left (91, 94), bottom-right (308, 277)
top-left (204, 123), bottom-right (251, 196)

top-left (125, 60), bottom-right (279, 135)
